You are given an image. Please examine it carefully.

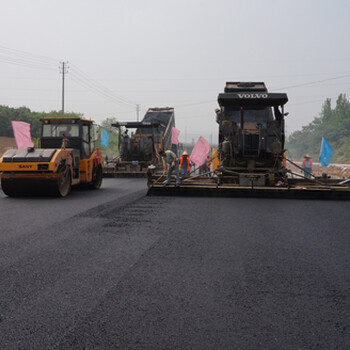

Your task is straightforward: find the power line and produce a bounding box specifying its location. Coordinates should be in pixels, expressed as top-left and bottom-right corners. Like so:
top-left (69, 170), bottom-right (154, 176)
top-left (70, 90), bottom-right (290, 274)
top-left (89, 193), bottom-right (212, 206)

top-left (0, 45), bottom-right (139, 109)
top-left (176, 113), bottom-right (214, 120)
top-left (3, 46), bottom-right (349, 117)
top-left (69, 63), bottom-right (136, 107)
top-left (273, 74), bottom-right (350, 91)
top-left (0, 45), bottom-right (59, 63)
top-left (174, 100), bottom-right (215, 108)
top-left (0, 55), bottom-right (57, 72)
top-left (0, 45), bottom-right (59, 72)
top-left (69, 71), bottom-right (137, 107)
top-left (0, 54), bottom-right (55, 67)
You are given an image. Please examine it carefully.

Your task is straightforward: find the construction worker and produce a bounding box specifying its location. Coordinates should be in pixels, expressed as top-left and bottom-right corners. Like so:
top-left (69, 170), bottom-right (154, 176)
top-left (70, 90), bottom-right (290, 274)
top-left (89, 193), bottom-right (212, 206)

top-left (206, 156), bottom-right (211, 176)
top-left (302, 154), bottom-right (313, 179)
top-left (121, 129), bottom-right (130, 157)
top-left (179, 151), bottom-right (191, 175)
top-left (200, 155), bottom-right (211, 176)
top-left (159, 149), bottom-right (181, 186)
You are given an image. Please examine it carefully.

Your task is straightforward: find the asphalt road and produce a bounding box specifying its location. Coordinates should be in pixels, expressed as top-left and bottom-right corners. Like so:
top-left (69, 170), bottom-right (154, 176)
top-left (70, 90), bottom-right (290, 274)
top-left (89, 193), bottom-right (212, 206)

top-left (0, 178), bottom-right (349, 349)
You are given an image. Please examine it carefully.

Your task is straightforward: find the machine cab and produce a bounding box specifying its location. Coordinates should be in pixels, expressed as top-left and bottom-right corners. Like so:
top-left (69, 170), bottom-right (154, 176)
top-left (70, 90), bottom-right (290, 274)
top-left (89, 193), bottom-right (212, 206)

top-left (40, 118), bottom-right (97, 159)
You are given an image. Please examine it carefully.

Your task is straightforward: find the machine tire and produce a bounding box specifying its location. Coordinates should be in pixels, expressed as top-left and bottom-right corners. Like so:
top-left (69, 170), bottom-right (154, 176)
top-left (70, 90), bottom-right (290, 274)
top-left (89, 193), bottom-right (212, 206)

top-left (1, 175), bottom-right (14, 197)
top-left (91, 165), bottom-right (103, 189)
top-left (57, 166), bottom-right (71, 197)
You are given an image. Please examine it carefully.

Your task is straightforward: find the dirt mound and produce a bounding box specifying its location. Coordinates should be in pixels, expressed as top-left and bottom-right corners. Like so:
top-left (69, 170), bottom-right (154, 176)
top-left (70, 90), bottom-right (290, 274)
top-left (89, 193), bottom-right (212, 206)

top-left (0, 137), bottom-right (16, 157)
top-left (313, 164), bottom-right (350, 179)
top-left (288, 162), bottom-right (350, 180)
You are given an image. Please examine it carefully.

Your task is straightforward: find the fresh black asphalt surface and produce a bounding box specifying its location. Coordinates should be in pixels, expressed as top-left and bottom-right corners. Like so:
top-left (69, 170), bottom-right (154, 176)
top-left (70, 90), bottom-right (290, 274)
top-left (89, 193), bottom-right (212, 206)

top-left (0, 178), bottom-right (349, 349)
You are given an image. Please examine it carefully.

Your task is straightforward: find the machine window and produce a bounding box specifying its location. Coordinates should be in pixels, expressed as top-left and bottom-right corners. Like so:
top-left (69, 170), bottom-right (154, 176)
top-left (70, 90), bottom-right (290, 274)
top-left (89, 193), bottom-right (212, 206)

top-left (43, 124), bottom-right (79, 137)
top-left (82, 125), bottom-right (90, 157)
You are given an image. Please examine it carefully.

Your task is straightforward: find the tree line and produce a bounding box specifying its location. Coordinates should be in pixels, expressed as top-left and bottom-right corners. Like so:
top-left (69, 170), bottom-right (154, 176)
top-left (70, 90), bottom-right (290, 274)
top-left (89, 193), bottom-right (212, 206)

top-left (286, 94), bottom-right (350, 163)
top-left (0, 105), bottom-right (82, 138)
top-left (0, 105), bottom-right (119, 158)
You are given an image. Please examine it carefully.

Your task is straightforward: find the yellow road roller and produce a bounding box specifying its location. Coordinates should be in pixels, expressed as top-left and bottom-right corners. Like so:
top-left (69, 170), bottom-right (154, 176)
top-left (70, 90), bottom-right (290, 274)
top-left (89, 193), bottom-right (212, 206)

top-left (0, 118), bottom-right (104, 197)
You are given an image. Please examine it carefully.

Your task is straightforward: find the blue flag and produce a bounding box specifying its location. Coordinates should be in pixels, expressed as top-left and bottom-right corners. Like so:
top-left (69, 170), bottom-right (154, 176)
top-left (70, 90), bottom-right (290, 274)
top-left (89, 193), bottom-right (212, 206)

top-left (319, 137), bottom-right (333, 166)
top-left (100, 129), bottom-right (110, 147)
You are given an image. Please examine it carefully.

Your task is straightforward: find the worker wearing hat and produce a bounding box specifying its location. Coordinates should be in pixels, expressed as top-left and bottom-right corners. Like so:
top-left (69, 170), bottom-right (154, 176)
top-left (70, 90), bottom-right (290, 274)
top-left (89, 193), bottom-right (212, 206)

top-left (302, 154), bottom-right (313, 179)
top-left (179, 151), bottom-right (191, 175)
top-left (159, 149), bottom-right (181, 186)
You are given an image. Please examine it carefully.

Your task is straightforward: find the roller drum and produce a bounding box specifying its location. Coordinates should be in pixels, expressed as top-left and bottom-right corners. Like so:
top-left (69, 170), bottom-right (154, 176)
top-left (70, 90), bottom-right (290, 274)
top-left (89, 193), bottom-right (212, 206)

top-left (1, 168), bottom-right (71, 197)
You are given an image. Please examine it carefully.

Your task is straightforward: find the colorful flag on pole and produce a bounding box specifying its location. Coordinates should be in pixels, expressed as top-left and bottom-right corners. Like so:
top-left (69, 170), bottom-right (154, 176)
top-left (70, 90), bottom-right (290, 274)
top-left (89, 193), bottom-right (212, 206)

top-left (319, 137), bottom-right (333, 166)
top-left (172, 127), bottom-right (180, 145)
top-left (190, 136), bottom-right (210, 166)
top-left (100, 129), bottom-right (110, 147)
top-left (11, 121), bottom-right (34, 149)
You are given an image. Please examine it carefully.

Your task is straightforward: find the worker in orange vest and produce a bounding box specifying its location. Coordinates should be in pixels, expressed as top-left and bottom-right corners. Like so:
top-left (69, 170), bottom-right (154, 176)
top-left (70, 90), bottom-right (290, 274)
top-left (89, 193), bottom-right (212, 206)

top-left (302, 154), bottom-right (313, 179)
top-left (206, 156), bottom-right (211, 170)
top-left (179, 151), bottom-right (191, 175)
top-left (206, 156), bottom-right (211, 176)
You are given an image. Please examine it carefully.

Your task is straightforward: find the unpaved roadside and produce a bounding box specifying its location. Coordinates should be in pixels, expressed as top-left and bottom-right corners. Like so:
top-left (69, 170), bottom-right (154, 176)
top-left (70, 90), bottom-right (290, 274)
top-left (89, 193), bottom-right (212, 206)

top-left (288, 161), bottom-right (350, 179)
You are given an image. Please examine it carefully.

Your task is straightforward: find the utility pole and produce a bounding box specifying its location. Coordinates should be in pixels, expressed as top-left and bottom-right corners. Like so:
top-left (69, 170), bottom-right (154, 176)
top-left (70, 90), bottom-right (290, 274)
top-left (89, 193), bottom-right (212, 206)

top-left (59, 61), bottom-right (68, 116)
top-left (136, 104), bottom-right (140, 121)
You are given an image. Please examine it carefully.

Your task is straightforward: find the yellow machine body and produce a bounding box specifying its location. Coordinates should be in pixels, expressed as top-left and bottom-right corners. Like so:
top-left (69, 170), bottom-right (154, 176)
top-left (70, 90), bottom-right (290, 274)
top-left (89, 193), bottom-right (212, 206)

top-left (0, 118), bottom-right (104, 197)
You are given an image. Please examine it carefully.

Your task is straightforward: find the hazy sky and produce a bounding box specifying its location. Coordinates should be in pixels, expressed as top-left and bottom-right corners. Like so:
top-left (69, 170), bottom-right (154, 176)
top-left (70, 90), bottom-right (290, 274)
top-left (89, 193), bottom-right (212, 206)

top-left (1, 0), bottom-right (349, 140)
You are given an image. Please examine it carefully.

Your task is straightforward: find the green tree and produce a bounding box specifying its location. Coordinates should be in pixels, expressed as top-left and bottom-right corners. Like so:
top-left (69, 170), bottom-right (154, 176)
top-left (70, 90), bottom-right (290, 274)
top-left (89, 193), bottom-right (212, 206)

top-left (286, 94), bottom-right (350, 163)
top-left (0, 105), bottom-right (82, 138)
top-left (98, 117), bottom-right (120, 159)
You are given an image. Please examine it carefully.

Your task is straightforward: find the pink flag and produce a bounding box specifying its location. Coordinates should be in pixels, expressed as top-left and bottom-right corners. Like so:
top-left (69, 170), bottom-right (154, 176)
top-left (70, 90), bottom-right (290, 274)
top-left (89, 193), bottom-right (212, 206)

top-left (190, 136), bottom-right (210, 166)
top-left (11, 121), bottom-right (34, 149)
top-left (172, 127), bottom-right (180, 145)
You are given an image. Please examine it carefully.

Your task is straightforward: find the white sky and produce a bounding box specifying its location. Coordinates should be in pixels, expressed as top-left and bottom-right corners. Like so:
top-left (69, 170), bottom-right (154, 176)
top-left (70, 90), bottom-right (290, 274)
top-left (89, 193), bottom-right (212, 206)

top-left (0, 0), bottom-right (349, 140)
